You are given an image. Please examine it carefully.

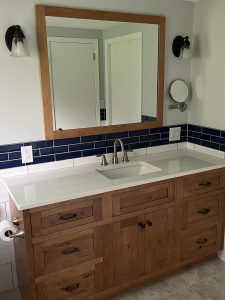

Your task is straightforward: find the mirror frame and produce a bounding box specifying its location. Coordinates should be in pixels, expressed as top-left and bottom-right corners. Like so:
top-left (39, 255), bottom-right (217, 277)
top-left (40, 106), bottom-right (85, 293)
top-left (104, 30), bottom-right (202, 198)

top-left (36, 5), bottom-right (165, 139)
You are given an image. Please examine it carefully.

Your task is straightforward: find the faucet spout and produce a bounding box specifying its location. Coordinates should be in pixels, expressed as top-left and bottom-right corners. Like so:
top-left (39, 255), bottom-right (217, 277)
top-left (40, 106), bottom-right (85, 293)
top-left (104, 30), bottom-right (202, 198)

top-left (112, 138), bottom-right (125, 164)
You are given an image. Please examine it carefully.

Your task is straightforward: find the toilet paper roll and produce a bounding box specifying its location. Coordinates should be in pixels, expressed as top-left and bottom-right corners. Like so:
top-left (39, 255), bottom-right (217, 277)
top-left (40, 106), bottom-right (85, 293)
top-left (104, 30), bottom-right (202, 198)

top-left (0, 220), bottom-right (18, 241)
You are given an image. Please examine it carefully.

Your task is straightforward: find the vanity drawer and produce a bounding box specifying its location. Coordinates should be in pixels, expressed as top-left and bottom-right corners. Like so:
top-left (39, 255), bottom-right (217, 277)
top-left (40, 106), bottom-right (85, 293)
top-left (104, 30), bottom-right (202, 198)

top-left (181, 191), bottom-right (224, 229)
top-left (181, 170), bottom-right (225, 199)
top-left (36, 260), bottom-right (103, 300)
top-left (112, 182), bottom-right (175, 216)
top-left (31, 197), bottom-right (102, 237)
top-left (33, 227), bottom-right (102, 276)
top-left (180, 222), bottom-right (224, 261)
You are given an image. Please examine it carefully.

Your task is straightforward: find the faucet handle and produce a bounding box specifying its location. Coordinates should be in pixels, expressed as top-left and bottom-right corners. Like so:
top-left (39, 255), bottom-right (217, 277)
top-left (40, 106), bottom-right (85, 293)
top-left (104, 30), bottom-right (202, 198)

top-left (123, 151), bottom-right (129, 163)
top-left (96, 154), bottom-right (108, 166)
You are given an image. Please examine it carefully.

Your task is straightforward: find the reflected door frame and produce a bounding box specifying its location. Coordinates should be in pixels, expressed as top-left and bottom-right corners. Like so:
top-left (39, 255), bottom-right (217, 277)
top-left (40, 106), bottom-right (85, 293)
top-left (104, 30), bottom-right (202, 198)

top-left (47, 36), bottom-right (100, 130)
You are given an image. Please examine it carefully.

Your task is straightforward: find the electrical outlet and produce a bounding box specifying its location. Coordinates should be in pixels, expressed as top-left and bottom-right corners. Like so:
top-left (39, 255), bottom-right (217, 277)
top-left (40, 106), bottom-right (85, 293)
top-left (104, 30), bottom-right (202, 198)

top-left (21, 146), bottom-right (33, 164)
top-left (169, 127), bottom-right (181, 142)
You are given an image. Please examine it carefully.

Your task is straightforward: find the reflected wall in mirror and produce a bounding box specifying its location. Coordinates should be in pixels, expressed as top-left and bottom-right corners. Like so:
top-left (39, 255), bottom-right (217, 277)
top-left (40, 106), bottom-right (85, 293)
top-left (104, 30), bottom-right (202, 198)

top-left (36, 6), bottom-right (165, 139)
top-left (46, 17), bottom-right (159, 130)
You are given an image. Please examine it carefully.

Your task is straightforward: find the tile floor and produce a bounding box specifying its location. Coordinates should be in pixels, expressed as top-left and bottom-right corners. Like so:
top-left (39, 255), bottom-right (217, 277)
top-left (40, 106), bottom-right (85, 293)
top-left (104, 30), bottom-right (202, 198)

top-left (1, 258), bottom-right (225, 300)
top-left (0, 288), bottom-right (21, 300)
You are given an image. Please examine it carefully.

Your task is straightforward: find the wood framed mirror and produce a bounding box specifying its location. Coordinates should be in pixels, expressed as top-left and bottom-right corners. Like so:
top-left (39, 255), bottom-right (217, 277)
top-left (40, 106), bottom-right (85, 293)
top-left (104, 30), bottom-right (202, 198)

top-left (36, 5), bottom-right (165, 139)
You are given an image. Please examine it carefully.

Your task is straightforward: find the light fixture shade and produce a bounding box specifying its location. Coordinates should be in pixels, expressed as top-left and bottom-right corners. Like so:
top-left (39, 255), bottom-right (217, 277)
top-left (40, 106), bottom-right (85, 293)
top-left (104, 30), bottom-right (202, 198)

top-left (172, 35), bottom-right (191, 59)
top-left (10, 38), bottom-right (29, 57)
top-left (5, 25), bottom-right (29, 57)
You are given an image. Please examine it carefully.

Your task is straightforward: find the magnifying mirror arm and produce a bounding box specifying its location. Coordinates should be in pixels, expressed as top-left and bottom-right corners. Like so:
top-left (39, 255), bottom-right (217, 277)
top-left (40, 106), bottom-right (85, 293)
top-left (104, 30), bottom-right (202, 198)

top-left (169, 102), bottom-right (187, 112)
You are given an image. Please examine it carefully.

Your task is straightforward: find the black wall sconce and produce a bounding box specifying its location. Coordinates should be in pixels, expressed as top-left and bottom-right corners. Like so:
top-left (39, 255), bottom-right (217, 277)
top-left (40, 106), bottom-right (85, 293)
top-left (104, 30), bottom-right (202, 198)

top-left (172, 36), bottom-right (191, 59)
top-left (5, 25), bottom-right (29, 57)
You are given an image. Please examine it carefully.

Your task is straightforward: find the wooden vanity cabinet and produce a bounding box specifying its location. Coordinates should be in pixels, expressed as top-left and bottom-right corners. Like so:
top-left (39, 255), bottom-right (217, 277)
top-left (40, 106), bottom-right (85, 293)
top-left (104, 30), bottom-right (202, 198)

top-left (10, 169), bottom-right (225, 300)
top-left (175, 169), bottom-right (225, 265)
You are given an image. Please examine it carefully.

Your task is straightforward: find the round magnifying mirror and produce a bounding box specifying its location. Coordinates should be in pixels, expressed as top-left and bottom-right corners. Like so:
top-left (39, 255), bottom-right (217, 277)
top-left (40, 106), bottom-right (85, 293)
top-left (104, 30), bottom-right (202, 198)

top-left (170, 80), bottom-right (190, 103)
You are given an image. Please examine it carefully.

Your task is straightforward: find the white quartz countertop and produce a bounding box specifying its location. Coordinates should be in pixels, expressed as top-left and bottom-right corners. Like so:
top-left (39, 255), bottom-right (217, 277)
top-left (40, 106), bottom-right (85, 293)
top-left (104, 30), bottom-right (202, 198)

top-left (4, 149), bottom-right (225, 211)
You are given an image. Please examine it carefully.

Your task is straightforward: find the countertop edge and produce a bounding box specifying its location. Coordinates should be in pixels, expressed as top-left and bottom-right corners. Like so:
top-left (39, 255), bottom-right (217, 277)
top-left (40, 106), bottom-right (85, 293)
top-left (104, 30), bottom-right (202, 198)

top-left (7, 163), bottom-right (225, 211)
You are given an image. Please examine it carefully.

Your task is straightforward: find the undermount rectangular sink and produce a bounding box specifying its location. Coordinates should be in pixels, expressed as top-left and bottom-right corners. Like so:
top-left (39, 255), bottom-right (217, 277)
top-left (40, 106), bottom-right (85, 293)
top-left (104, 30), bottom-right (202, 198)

top-left (96, 161), bottom-right (161, 180)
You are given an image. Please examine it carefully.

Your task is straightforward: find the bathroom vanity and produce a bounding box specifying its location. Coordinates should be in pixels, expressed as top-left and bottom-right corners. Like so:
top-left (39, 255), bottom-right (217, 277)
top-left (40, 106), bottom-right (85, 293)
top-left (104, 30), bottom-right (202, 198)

top-left (5, 150), bottom-right (225, 300)
top-left (5, 5), bottom-right (223, 300)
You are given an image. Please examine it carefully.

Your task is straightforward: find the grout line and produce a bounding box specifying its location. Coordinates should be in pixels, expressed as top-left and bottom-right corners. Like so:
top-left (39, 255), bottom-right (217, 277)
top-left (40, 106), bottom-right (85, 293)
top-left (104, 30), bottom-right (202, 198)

top-left (10, 262), bottom-right (14, 289)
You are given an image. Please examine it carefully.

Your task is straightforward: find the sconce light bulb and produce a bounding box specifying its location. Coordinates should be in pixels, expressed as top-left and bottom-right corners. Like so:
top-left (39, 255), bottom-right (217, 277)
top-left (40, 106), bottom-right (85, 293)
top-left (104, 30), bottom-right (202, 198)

top-left (180, 47), bottom-right (192, 60)
top-left (10, 38), bottom-right (29, 57)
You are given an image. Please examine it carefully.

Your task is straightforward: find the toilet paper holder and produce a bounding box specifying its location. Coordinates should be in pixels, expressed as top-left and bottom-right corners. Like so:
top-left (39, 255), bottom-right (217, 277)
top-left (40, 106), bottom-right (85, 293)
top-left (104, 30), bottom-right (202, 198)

top-left (7, 218), bottom-right (24, 239)
top-left (12, 218), bottom-right (22, 226)
top-left (5, 229), bottom-right (25, 239)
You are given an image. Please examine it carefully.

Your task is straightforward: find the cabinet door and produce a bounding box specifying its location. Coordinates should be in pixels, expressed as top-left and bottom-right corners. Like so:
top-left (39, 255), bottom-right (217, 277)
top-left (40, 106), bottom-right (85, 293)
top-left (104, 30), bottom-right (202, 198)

top-left (112, 216), bottom-right (145, 284)
top-left (144, 208), bottom-right (174, 273)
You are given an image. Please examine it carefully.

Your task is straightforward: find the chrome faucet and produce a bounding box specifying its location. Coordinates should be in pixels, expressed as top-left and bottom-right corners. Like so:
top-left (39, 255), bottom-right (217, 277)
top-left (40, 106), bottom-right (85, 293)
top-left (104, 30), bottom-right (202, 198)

top-left (112, 138), bottom-right (129, 164)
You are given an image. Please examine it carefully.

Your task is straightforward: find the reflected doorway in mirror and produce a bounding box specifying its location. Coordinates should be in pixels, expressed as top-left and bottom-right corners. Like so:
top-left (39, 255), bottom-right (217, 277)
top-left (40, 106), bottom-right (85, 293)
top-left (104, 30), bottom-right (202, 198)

top-left (47, 36), bottom-right (100, 130)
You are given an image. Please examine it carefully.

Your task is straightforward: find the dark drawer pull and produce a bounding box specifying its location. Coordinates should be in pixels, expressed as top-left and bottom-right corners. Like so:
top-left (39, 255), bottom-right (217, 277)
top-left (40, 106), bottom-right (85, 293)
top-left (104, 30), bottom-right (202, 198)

top-left (62, 283), bottom-right (80, 292)
top-left (147, 221), bottom-right (153, 227)
top-left (60, 213), bottom-right (77, 221)
top-left (197, 238), bottom-right (208, 245)
top-left (199, 181), bottom-right (212, 187)
top-left (139, 222), bottom-right (146, 229)
top-left (62, 247), bottom-right (80, 255)
top-left (198, 208), bottom-right (210, 215)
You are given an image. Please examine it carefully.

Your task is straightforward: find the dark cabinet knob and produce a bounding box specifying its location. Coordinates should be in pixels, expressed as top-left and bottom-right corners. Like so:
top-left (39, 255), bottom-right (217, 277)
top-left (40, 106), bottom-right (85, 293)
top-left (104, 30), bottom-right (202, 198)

top-left (198, 208), bottom-right (210, 215)
top-left (139, 222), bottom-right (146, 229)
top-left (147, 221), bottom-right (153, 227)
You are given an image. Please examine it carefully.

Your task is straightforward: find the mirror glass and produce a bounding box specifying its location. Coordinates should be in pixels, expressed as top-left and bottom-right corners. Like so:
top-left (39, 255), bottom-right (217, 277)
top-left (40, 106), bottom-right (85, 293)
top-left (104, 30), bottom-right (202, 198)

top-left (170, 80), bottom-right (189, 103)
top-left (45, 16), bottom-right (159, 131)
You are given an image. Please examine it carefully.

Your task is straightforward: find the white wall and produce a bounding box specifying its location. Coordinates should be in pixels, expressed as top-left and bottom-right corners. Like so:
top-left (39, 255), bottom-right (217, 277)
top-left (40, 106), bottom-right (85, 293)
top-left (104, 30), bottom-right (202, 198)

top-left (0, 0), bottom-right (194, 145)
top-left (189, 0), bottom-right (225, 130)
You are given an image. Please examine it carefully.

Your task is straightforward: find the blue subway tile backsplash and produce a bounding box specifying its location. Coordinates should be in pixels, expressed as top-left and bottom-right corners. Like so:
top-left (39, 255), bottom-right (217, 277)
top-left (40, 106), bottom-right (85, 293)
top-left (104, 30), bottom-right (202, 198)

top-left (1, 123), bottom-right (225, 170)
top-left (188, 124), bottom-right (202, 133)
top-left (188, 124), bottom-right (225, 151)
top-left (0, 153), bottom-right (9, 161)
top-left (30, 155), bottom-right (55, 165)
top-left (55, 151), bottom-right (82, 161)
top-left (25, 140), bottom-right (53, 149)
top-left (81, 134), bottom-right (106, 143)
top-left (151, 139), bottom-right (169, 147)
top-left (129, 129), bottom-right (149, 137)
top-left (0, 143), bottom-right (23, 153)
top-left (130, 141), bottom-right (150, 149)
top-left (0, 159), bottom-right (23, 170)
top-left (54, 137), bottom-right (80, 147)
top-left (202, 127), bottom-right (220, 136)
top-left (150, 126), bottom-right (169, 134)
top-left (8, 152), bottom-right (21, 160)
top-left (106, 131), bottom-right (128, 140)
